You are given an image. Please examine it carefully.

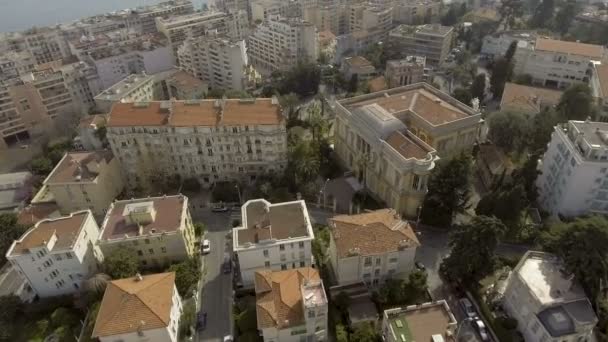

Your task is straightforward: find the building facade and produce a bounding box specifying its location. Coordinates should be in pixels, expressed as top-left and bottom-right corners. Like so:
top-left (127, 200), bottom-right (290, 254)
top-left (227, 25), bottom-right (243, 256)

top-left (92, 272), bottom-right (182, 342)
top-left (247, 16), bottom-right (319, 73)
top-left (98, 195), bottom-right (197, 269)
top-left (503, 251), bottom-right (597, 342)
top-left (106, 98), bottom-right (288, 188)
top-left (233, 199), bottom-right (315, 287)
top-left (6, 210), bottom-right (103, 298)
top-left (385, 56), bottom-right (426, 88)
top-left (32, 151), bottom-right (124, 217)
top-left (393, 0), bottom-right (441, 25)
top-left (341, 56), bottom-right (376, 81)
top-left (94, 74), bottom-right (156, 113)
top-left (178, 36), bottom-right (254, 91)
top-left (328, 209), bottom-right (420, 286)
top-left (334, 83), bottom-right (482, 216)
top-left (536, 120), bottom-right (608, 217)
top-left (254, 267), bottom-right (328, 342)
top-left (388, 24), bottom-right (453, 65)
top-left (591, 63), bottom-right (608, 121)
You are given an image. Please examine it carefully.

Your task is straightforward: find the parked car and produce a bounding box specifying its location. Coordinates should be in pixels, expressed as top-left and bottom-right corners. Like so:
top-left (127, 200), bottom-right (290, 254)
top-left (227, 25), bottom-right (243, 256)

top-left (459, 298), bottom-right (477, 318)
top-left (196, 312), bottom-right (207, 331)
top-left (474, 318), bottom-right (490, 341)
top-left (201, 239), bottom-right (211, 254)
top-left (415, 261), bottom-right (426, 271)
top-left (212, 204), bottom-right (229, 212)
top-left (224, 335), bottom-right (234, 342)
top-left (223, 254), bottom-right (232, 274)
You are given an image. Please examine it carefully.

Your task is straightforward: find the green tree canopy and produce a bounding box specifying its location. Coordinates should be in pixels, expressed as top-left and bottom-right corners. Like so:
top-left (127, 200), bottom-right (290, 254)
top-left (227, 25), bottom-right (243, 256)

top-left (441, 216), bottom-right (507, 282)
top-left (30, 157), bottom-right (54, 175)
top-left (350, 322), bottom-right (380, 342)
top-left (168, 257), bottom-right (201, 297)
top-left (529, 0), bottom-right (554, 28)
top-left (0, 295), bottom-right (23, 324)
top-left (557, 84), bottom-right (594, 121)
top-left (476, 182), bottom-right (528, 228)
top-left (471, 73), bottom-right (486, 101)
top-left (453, 88), bottom-right (473, 105)
top-left (490, 57), bottom-right (514, 98)
top-left (102, 247), bottom-right (139, 280)
top-left (420, 153), bottom-right (473, 227)
top-left (336, 324), bottom-right (348, 342)
top-left (553, 0), bottom-right (579, 34)
top-left (0, 213), bottom-right (27, 265)
top-left (487, 111), bottom-right (530, 153)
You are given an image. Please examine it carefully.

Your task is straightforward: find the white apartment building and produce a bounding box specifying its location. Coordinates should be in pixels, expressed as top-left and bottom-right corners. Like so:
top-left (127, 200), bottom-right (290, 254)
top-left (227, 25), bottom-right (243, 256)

top-left (388, 24), bottom-right (453, 65)
top-left (6, 210), bottom-right (103, 298)
top-left (393, 0), bottom-right (441, 25)
top-left (98, 195), bottom-right (197, 269)
top-left (156, 11), bottom-right (249, 62)
top-left (303, 3), bottom-right (349, 36)
top-left (233, 199), bottom-right (315, 287)
top-left (106, 98), bottom-right (288, 188)
top-left (247, 15), bottom-right (319, 73)
top-left (254, 267), bottom-right (327, 342)
top-left (124, 0), bottom-right (195, 34)
top-left (32, 151), bottom-right (125, 217)
top-left (92, 272), bottom-right (182, 342)
top-left (0, 27), bottom-right (71, 65)
top-left (349, 4), bottom-right (393, 33)
top-left (178, 36), bottom-right (254, 91)
top-left (251, 0), bottom-right (300, 22)
top-left (94, 74), bottom-right (156, 112)
top-left (536, 120), bottom-right (608, 217)
top-left (503, 251), bottom-right (597, 342)
top-left (0, 51), bottom-right (36, 80)
top-left (328, 209), bottom-right (420, 286)
top-left (385, 56), bottom-right (426, 88)
top-left (591, 63), bottom-right (608, 121)
top-left (335, 83), bottom-right (482, 216)
top-left (341, 56), bottom-right (376, 81)
top-left (516, 38), bottom-right (606, 89)
top-left (382, 301), bottom-right (457, 342)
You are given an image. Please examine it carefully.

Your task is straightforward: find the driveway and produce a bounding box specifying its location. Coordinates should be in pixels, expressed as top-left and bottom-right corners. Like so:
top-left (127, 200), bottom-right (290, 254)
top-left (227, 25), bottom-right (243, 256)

top-left (194, 209), bottom-right (234, 342)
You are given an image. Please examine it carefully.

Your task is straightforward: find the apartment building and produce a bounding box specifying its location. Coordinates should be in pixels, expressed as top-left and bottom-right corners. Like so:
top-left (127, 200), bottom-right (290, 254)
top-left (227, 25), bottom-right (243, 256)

top-left (388, 24), bottom-right (453, 65)
top-left (503, 251), bottom-right (597, 342)
top-left (382, 301), bottom-right (457, 342)
top-left (341, 56), bottom-right (376, 81)
top-left (247, 16), bottom-right (319, 73)
top-left (156, 11), bottom-right (249, 62)
top-left (32, 151), bottom-right (124, 217)
top-left (6, 210), bottom-right (103, 298)
top-left (335, 27), bottom-right (387, 58)
top-left (0, 171), bottom-right (33, 213)
top-left (591, 63), bottom-right (608, 121)
top-left (98, 195), bottom-right (197, 269)
top-left (536, 120), bottom-right (608, 217)
top-left (335, 83), bottom-right (482, 216)
top-left (393, 0), bottom-right (441, 25)
top-left (251, 0), bottom-right (300, 22)
top-left (0, 51), bottom-right (36, 81)
top-left (106, 98), bottom-right (287, 188)
top-left (516, 38), bottom-right (606, 89)
top-left (85, 35), bottom-right (174, 89)
top-left (385, 56), bottom-right (426, 88)
top-left (254, 267), bottom-right (327, 342)
top-left (178, 36), bottom-right (254, 91)
top-left (480, 30), bottom-right (537, 60)
top-left (233, 199), bottom-right (315, 287)
top-left (349, 4), bottom-right (393, 33)
top-left (499, 82), bottom-right (563, 115)
top-left (124, 0), bottom-right (195, 34)
top-left (155, 69), bottom-right (208, 100)
top-left (318, 30), bottom-right (337, 62)
top-left (92, 272), bottom-right (182, 342)
top-left (303, 3), bottom-right (349, 36)
top-left (328, 209), bottom-right (420, 286)
top-left (94, 74), bottom-right (156, 112)
top-left (0, 28), bottom-right (71, 65)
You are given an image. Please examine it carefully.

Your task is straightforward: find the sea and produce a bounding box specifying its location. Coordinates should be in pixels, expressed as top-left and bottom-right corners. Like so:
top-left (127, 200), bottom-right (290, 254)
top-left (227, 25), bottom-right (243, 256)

top-left (0, 0), bottom-right (207, 33)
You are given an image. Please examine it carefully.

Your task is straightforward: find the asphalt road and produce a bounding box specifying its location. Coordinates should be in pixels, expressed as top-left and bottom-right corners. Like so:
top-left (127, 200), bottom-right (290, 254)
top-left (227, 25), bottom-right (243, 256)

top-left (194, 209), bottom-right (234, 342)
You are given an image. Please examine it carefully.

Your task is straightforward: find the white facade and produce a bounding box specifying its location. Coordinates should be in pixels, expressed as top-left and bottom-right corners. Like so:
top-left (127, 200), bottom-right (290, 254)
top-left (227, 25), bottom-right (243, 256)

top-left (233, 199), bottom-right (315, 287)
top-left (247, 15), bottom-right (319, 73)
top-left (94, 74), bottom-right (156, 113)
top-left (480, 31), bottom-right (536, 61)
top-left (503, 251), bottom-right (597, 342)
top-left (178, 36), bottom-right (251, 91)
top-left (537, 120), bottom-right (608, 217)
top-left (388, 24), bottom-right (453, 65)
top-left (6, 211), bottom-right (103, 298)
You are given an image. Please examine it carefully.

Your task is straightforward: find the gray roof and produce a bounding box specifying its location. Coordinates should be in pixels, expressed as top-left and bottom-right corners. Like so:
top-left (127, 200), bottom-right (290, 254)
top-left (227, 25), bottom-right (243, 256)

top-left (537, 300), bottom-right (597, 337)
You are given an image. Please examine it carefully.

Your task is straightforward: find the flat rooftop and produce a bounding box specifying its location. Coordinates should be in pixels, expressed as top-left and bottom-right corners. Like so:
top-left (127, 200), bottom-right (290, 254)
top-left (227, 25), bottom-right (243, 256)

top-left (101, 195), bottom-right (185, 241)
top-left (107, 98), bottom-right (283, 127)
top-left (569, 120), bottom-right (608, 149)
top-left (387, 56), bottom-right (426, 68)
top-left (95, 74), bottom-right (154, 101)
top-left (386, 301), bottom-right (456, 342)
top-left (45, 151), bottom-right (113, 184)
top-left (391, 24), bottom-right (453, 37)
top-left (235, 199), bottom-right (312, 247)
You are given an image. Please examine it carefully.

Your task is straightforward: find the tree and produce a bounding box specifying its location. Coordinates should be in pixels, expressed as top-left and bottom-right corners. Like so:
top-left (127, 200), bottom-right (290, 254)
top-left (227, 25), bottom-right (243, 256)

top-left (487, 111), bottom-right (529, 153)
top-left (193, 223), bottom-right (205, 237)
top-left (529, 0), bottom-right (554, 28)
top-left (168, 257), bottom-right (201, 297)
top-left (288, 141), bottom-right (320, 186)
top-left (0, 295), bottom-right (23, 324)
top-left (557, 84), bottom-right (594, 121)
top-left (527, 108), bottom-right (564, 153)
top-left (0, 213), bottom-right (27, 265)
top-left (470, 73), bottom-right (486, 101)
top-left (404, 270), bottom-right (429, 300)
top-left (541, 216), bottom-right (608, 301)
top-left (476, 182), bottom-right (528, 228)
top-left (498, 0), bottom-right (524, 29)
top-left (351, 322), bottom-right (380, 342)
top-left (30, 157), bottom-right (53, 175)
top-left (348, 74), bottom-right (359, 93)
top-left (420, 153), bottom-right (473, 227)
top-left (83, 273), bottom-right (111, 300)
top-left (279, 93), bottom-right (301, 123)
top-left (513, 73), bottom-right (533, 85)
top-left (441, 216), bottom-right (507, 282)
top-left (453, 88), bottom-right (473, 105)
top-left (441, 3), bottom-right (467, 26)
top-left (489, 57), bottom-right (514, 98)
top-left (505, 41), bottom-right (518, 62)
top-left (182, 177), bottom-right (201, 193)
top-left (336, 324), bottom-right (348, 342)
top-left (103, 247), bottom-right (139, 280)
top-left (94, 126), bottom-right (108, 145)
top-left (553, 0), bottom-right (579, 35)
top-left (276, 63), bottom-right (321, 97)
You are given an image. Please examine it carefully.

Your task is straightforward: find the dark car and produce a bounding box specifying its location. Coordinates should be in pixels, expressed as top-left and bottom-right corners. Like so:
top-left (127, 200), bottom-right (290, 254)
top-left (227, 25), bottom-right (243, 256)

top-left (212, 204), bottom-right (229, 212)
top-left (415, 261), bottom-right (426, 271)
top-left (196, 312), bottom-right (207, 331)
top-left (223, 254), bottom-right (232, 274)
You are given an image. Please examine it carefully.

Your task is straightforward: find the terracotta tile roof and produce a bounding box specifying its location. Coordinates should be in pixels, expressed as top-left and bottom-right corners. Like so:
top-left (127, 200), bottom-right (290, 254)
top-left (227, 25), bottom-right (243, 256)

top-left (254, 267), bottom-right (320, 329)
top-left (92, 272), bottom-right (176, 338)
top-left (535, 38), bottom-right (604, 59)
top-left (9, 211), bottom-right (90, 256)
top-left (236, 199), bottom-right (312, 247)
top-left (596, 64), bottom-right (608, 98)
top-left (368, 76), bottom-right (387, 93)
top-left (101, 195), bottom-right (185, 241)
top-left (386, 131), bottom-right (433, 159)
top-left (330, 209), bottom-right (420, 258)
top-left (17, 203), bottom-right (60, 226)
top-left (45, 151), bottom-right (113, 184)
top-left (107, 99), bottom-right (283, 127)
top-left (500, 82), bottom-right (563, 114)
top-left (344, 84), bottom-right (474, 126)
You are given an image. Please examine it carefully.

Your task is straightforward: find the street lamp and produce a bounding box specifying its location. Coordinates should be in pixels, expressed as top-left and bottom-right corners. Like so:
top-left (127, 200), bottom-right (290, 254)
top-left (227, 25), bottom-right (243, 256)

top-left (319, 178), bottom-right (330, 208)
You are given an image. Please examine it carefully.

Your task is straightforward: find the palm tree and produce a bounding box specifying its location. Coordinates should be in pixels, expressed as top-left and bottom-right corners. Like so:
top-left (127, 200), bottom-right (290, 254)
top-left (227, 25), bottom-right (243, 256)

top-left (84, 273), bottom-right (111, 299)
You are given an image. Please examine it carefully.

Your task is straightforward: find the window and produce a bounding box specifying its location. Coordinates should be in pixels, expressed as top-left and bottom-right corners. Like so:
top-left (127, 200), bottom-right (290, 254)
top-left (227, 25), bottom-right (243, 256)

top-left (161, 247), bottom-right (167, 253)
top-left (412, 175), bottom-right (420, 190)
top-left (364, 257), bottom-right (372, 266)
top-left (149, 249), bottom-right (154, 254)
top-left (137, 250), bottom-right (144, 256)
top-left (281, 264), bottom-right (287, 270)
top-left (280, 245), bottom-right (285, 251)
top-left (145, 239), bottom-right (150, 244)
top-left (54, 255), bottom-right (62, 261)
top-left (374, 269), bottom-right (381, 276)
top-left (66, 252), bottom-right (73, 259)
top-left (299, 241), bottom-right (304, 248)
top-left (263, 250), bottom-right (269, 257)
top-left (308, 310), bottom-right (316, 318)
top-left (375, 258), bottom-right (381, 266)
top-left (389, 257), bottom-right (398, 263)
top-left (300, 261), bottom-right (305, 267)
top-left (265, 261), bottom-right (270, 267)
